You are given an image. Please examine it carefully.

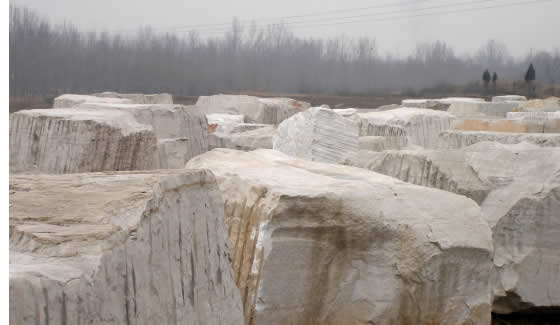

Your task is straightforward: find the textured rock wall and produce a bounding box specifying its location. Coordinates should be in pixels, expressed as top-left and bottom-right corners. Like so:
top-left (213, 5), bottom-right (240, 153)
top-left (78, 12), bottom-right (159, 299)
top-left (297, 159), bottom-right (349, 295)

top-left (453, 118), bottom-right (560, 133)
top-left (438, 130), bottom-right (560, 149)
top-left (492, 95), bottom-right (527, 102)
top-left (209, 126), bottom-right (274, 151)
top-left (77, 103), bottom-right (209, 141)
top-left (343, 142), bottom-right (560, 315)
top-left (187, 149), bottom-right (494, 325)
top-left (402, 98), bottom-right (484, 110)
top-left (9, 170), bottom-right (244, 325)
top-left (93, 91), bottom-right (174, 104)
top-left (258, 97), bottom-right (311, 124)
top-left (448, 102), bottom-right (522, 118)
top-left (53, 94), bottom-right (134, 108)
top-left (352, 108), bottom-right (455, 148)
top-left (196, 94), bottom-right (310, 124)
top-left (273, 107), bottom-right (359, 164)
top-left (344, 149), bottom-right (491, 204)
top-left (518, 96), bottom-right (560, 111)
top-left (10, 104), bottom-right (208, 173)
top-left (10, 109), bottom-right (157, 174)
top-left (358, 135), bottom-right (408, 152)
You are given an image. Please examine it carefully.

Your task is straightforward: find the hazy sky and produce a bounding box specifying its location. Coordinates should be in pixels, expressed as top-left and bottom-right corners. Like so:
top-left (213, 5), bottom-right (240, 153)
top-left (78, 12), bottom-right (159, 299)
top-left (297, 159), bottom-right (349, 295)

top-left (11, 0), bottom-right (560, 57)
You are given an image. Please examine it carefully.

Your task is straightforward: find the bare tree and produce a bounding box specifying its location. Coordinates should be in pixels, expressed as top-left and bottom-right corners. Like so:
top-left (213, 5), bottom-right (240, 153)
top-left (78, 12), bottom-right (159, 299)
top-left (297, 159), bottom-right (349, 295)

top-left (477, 39), bottom-right (509, 70)
top-left (9, 5), bottom-right (560, 100)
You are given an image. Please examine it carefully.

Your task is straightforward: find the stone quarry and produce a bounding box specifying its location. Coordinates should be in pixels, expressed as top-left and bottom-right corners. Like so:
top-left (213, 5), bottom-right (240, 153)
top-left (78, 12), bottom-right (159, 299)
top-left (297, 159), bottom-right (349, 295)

top-left (9, 92), bottom-right (560, 324)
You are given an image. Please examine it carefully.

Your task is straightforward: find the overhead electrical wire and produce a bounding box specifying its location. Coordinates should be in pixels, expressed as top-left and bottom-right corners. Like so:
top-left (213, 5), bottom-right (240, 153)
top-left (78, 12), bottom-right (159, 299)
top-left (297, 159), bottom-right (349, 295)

top-left (188, 0), bottom-right (554, 37)
top-left (149, 0), bottom-right (443, 31)
top-left (171, 0), bottom-right (506, 33)
top-left (115, 0), bottom-right (554, 37)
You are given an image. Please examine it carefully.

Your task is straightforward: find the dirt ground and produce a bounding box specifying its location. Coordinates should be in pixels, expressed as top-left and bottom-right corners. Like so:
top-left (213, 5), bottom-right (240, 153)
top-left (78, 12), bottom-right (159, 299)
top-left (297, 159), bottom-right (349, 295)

top-left (174, 92), bottom-right (405, 109)
top-left (10, 83), bottom-right (559, 113)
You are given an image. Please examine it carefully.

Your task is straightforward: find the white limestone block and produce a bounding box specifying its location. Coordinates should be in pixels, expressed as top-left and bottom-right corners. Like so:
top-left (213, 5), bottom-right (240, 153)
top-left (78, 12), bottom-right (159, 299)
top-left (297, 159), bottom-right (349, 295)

top-left (438, 130), bottom-right (560, 149)
top-left (492, 95), bottom-right (527, 102)
top-left (53, 94), bottom-right (133, 108)
top-left (352, 107), bottom-right (455, 148)
top-left (209, 126), bottom-right (274, 151)
top-left (186, 149), bottom-right (493, 325)
top-left (9, 108), bottom-right (157, 173)
top-left (344, 142), bottom-right (560, 314)
top-left (93, 91), bottom-right (174, 104)
top-left (10, 104), bottom-right (208, 173)
top-left (273, 107), bottom-right (359, 164)
top-left (9, 170), bottom-right (244, 325)
top-left (196, 94), bottom-right (310, 124)
top-left (448, 101), bottom-right (523, 118)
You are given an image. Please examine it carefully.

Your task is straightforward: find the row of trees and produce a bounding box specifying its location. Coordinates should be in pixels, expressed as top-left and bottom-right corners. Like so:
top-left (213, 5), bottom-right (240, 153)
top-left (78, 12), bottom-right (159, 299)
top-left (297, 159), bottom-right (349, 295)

top-left (9, 5), bottom-right (560, 98)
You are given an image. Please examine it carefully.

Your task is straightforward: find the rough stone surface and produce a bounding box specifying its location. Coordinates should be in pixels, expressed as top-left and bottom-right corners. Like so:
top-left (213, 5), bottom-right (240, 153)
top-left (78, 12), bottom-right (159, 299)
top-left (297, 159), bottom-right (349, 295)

top-left (9, 108), bottom-right (157, 174)
top-left (492, 95), bottom-right (527, 102)
top-left (209, 126), bottom-right (275, 151)
top-left (506, 111), bottom-right (560, 119)
top-left (374, 104), bottom-right (401, 111)
top-left (9, 170), bottom-right (244, 325)
top-left (344, 148), bottom-right (491, 204)
top-left (207, 114), bottom-right (246, 130)
top-left (343, 142), bottom-right (560, 314)
top-left (332, 108), bottom-right (357, 117)
top-left (79, 103), bottom-right (208, 169)
top-left (10, 104), bottom-right (208, 173)
top-left (359, 135), bottom-right (408, 152)
top-left (77, 103), bottom-right (208, 140)
top-left (196, 94), bottom-right (310, 124)
top-left (402, 98), bottom-right (483, 110)
top-left (518, 96), bottom-right (560, 112)
top-left (402, 99), bottom-right (447, 110)
top-left (186, 149), bottom-right (494, 325)
top-left (439, 97), bottom-right (485, 104)
top-left (53, 94), bottom-right (133, 108)
top-left (154, 138), bottom-right (196, 169)
top-left (351, 107), bottom-right (455, 148)
top-left (273, 107), bottom-right (359, 164)
top-left (452, 116), bottom-right (560, 133)
top-left (438, 130), bottom-right (560, 149)
top-left (93, 91), bottom-right (174, 104)
top-left (217, 123), bottom-right (270, 134)
top-left (448, 101), bottom-right (522, 118)
top-left (505, 111), bottom-right (560, 133)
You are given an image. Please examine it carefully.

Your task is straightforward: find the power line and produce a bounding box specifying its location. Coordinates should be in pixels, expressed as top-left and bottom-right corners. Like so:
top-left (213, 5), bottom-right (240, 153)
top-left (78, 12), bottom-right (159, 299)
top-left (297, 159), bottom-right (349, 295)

top-left (175, 0), bottom-right (506, 34)
top-left (190, 0), bottom-right (553, 37)
top-left (117, 0), bottom-right (442, 33)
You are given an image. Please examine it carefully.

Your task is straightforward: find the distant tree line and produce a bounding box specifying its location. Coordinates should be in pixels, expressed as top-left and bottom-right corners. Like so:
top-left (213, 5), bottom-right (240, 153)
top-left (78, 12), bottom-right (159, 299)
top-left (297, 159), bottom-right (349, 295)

top-left (9, 5), bottom-right (560, 98)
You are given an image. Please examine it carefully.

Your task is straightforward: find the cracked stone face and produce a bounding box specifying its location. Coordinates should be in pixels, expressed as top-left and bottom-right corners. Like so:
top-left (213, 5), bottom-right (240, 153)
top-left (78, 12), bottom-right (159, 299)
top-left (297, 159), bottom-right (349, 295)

top-left (9, 170), bottom-right (244, 325)
top-left (344, 141), bottom-right (560, 314)
top-left (187, 148), bottom-right (494, 325)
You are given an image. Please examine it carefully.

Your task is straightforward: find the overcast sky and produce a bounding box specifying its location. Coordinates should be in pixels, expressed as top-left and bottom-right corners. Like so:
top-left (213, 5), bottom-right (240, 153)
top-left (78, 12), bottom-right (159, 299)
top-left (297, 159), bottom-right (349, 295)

top-left (11, 0), bottom-right (560, 57)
